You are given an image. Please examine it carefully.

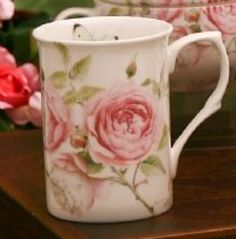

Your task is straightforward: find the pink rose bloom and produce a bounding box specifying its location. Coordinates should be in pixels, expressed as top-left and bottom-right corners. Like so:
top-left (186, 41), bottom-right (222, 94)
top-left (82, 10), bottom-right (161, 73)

top-left (86, 84), bottom-right (162, 166)
top-left (45, 85), bottom-right (72, 152)
top-left (7, 91), bottom-right (42, 127)
top-left (200, 4), bottom-right (236, 36)
top-left (0, 46), bottom-right (41, 126)
top-left (3, 63), bottom-right (42, 126)
top-left (19, 63), bottom-right (40, 92)
top-left (0, 64), bottom-right (31, 109)
top-left (0, 0), bottom-right (14, 22)
top-left (155, 8), bottom-right (183, 23)
top-left (152, 0), bottom-right (184, 22)
top-left (50, 160), bottom-right (95, 215)
top-left (50, 154), bottom-right (108, 215)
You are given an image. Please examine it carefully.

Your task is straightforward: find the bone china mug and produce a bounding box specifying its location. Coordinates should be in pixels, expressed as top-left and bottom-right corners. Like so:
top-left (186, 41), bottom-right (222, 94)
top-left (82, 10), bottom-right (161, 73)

top-left (33, 17), bottom-right (229, 223)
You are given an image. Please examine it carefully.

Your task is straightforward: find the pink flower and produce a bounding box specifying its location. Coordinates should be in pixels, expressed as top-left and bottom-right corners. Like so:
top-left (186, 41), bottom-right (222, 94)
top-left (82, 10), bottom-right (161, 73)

top-left (19, 63), bottom-right (40, 92)
top-left (152, 1), bottom-right (184, 23)
top-left (155, 8), bottom-right (183, 23)
top-left (50, 160), bottom-right (95, 215)
top-left (200, 4), bottom-right (236, 36)
top-left (45, 84), bottom-right (72, 152)
top-left (0, 64), bottom-right (31, 109)
top-left (0, 0), bottom-right (14, 23)
top-left (0, 47), bottom-right (40, 109)
top-left (7, 91), bottom-right (42, 127)
top-left (86, 83), bottom-right (161, 166)
top-left (50, 154), bottom-right (108, 215)
top-left (0, 46), bottom-right (41, 126)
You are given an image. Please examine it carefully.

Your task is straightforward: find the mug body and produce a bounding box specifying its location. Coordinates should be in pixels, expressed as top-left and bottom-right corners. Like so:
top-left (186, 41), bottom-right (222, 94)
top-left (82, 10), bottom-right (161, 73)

top-left (95, 0), bottom-right (236, 92)
top-left (34, 17), bottom-right (174, 223)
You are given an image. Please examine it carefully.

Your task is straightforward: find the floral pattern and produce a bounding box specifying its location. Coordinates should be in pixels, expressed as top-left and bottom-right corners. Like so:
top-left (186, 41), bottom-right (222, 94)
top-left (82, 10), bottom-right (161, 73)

top-left (0, 46), bottom-right (41, 126)
top-left (98, 1), bottom-right (236, 92)
top-left (86, 84), bottom-right (162, 166)
top-left (49, 153), bottom-right (108, 215)
top-left (45, 82), bottom-right (72, 152)
top-left (199, 4), bottom-right (236, 35)
top-left (99, 0), bottom-right (230, 7)
top-left (44, 43), bottom-right (169, 217)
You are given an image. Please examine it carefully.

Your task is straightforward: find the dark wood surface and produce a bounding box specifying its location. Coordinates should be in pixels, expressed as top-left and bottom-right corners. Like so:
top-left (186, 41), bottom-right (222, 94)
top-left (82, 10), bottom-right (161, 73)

top-left (0, 130), bottom-right (236, 239)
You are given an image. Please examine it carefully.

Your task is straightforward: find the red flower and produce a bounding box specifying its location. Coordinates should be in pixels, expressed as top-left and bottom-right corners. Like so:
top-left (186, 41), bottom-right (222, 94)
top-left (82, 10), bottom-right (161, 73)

top-left (0, 46), bottom-right (41, 127)
top-left (0, 64), bottom-right (31, 108)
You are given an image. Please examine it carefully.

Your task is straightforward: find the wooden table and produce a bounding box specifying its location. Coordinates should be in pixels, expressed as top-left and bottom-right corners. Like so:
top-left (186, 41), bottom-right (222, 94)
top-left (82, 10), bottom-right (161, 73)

top-left (0, 130), bottom-right (236, 239)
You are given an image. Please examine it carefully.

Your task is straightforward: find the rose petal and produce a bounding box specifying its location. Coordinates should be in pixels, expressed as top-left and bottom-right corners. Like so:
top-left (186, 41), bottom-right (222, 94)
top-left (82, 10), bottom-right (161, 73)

top-left (18, 63), bottom-right (40, 92)
top-left (6, 106), bottom-right (30, 125)
top-left (29, 91), bottom-right (41, 111)
top-left (0, 100), bottom-right (13, 109)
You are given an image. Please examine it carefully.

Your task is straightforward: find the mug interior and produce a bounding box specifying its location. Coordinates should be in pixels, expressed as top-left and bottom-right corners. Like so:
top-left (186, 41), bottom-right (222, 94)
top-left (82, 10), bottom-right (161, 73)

top-left (33, 16), bottom-right (172, 44)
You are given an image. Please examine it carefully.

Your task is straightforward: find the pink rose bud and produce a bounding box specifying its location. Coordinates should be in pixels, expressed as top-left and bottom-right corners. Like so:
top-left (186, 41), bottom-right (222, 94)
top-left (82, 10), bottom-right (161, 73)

top-left (70, 133), bottom-right (87, 149)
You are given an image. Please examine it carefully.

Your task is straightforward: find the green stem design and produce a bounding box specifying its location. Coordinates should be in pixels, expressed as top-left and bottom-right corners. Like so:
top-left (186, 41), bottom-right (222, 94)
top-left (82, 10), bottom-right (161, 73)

top-left (132, 163), bottom-right (140, 188)
top-left (111, 167), bottom-right (154, 215)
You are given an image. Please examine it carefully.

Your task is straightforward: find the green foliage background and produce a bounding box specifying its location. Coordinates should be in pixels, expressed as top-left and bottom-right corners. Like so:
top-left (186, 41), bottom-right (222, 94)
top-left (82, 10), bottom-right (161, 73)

top-left (15, 0), bottom-right (94, 17)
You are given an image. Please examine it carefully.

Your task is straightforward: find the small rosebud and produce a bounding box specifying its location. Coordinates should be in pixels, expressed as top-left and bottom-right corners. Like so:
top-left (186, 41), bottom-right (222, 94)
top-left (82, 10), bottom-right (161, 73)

top-left (70, 133), bottom-right (87, 149)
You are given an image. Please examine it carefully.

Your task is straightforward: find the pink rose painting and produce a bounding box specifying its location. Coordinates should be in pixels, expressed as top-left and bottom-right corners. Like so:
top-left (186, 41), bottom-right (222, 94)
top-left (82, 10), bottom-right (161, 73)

top-left (49, 154), bottom-right (108, 216)
top-left (45, 83), bottom-right (72, 152)
top-left (153, 0), bottom-right (184, 23)
top-left (200, 4), bottom-right (236, 36)
top-left (86, 84), bottom-right (161, 166)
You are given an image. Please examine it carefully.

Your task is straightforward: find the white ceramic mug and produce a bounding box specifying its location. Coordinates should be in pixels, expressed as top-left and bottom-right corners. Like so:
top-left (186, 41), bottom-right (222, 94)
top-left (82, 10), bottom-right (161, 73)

top-left (33, 16), bottom-right (229, 223)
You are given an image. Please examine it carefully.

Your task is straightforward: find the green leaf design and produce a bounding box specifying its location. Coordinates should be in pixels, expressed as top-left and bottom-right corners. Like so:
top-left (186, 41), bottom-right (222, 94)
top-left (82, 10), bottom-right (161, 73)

top-left (126, 0), bottom-right (133, 5)
top-left (77, 86), bottom-right (104, 101)
top-left (69, 55), bottom-right (92, 80)
top-left (142, 78), bottom-right (152, 86)
top-left (140, 155), bottom-right (166, 176)
top-left (158, 124), bottom-right (169, 150)
top-left (50, 71), bottom-right (67, 89)
top-left (78, 151), bottom-right (104, 174)
top-left (190, 23), bottom-right (201, 33)
top-left (126, 59), bottom-right (137, 79)
top-left (63, 90), bottom-right (78, 105)
top-left (0, 119), bottom-right (14, 132)
top-left (55, 43), bottom-right (69, 64)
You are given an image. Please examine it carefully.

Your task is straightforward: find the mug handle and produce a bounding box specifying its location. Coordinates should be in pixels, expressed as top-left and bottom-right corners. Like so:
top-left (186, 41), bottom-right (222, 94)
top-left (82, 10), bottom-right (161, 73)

top-left (55, 7), bottom-right (96, 20)
top-left (168, 31), bottom-right (229, 178)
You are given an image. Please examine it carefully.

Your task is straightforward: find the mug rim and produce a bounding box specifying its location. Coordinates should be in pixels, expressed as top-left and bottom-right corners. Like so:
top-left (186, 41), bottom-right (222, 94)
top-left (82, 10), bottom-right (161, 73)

top-left (33, 16), bottom-right (173, 46)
